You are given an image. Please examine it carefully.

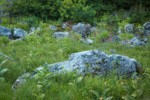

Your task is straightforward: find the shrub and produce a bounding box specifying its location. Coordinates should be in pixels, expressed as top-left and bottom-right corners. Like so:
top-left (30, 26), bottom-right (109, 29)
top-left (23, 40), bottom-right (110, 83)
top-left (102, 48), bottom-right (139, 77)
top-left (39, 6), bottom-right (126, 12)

top-left (129, 5), bottom-right (150, 24)
top-left (59, 0), bottom-right (96, 23)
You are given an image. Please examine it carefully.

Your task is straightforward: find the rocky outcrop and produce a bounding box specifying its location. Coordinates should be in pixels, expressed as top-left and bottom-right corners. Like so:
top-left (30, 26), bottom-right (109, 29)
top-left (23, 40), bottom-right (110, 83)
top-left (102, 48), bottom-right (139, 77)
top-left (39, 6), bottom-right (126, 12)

top-left (12, 50), bottom-right (143, 90)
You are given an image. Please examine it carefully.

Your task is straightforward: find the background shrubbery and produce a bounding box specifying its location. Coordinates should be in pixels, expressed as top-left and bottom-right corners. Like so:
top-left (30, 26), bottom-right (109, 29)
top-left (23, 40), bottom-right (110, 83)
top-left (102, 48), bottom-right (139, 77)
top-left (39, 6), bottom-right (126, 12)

top-left (1, 0), bottom-right (149, 23)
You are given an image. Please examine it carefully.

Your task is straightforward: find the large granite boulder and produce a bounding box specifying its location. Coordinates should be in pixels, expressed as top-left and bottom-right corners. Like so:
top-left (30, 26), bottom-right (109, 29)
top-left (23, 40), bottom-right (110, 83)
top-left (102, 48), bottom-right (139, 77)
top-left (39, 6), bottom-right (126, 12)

top-left (0, 26), bottom-right (11, 37)
top-left (53, 32), bottom-right (69, 39)
top-left (12, 50), bottom-right (143, 90)
top-left (143, 22), bottom-right (150, 36)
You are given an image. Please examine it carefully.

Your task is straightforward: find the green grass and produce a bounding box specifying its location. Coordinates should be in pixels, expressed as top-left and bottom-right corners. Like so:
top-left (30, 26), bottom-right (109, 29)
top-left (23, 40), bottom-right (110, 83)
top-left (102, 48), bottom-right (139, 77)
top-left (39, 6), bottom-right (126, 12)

top-left (0, 17), bottom-right (150, 100)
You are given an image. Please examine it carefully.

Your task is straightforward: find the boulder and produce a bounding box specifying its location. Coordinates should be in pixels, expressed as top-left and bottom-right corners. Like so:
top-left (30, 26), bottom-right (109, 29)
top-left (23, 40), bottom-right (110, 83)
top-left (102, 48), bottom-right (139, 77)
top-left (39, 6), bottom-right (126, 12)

top-left (143, 22), bottom-right (150, 36)
top-left (53, 32), bottom-right (69, 39)
top-left (12, 50), bottom-right (143, 90)
top-left (0, 26), bottom-right (11, 37)
top-left (121, 37), bottom-right (147, 46)
top-left (125, 24), bottom-right (134, 33)
top-left (12, 28), bottom-right (27, 39)
top-left (72, 23), bottom-right (92, 38)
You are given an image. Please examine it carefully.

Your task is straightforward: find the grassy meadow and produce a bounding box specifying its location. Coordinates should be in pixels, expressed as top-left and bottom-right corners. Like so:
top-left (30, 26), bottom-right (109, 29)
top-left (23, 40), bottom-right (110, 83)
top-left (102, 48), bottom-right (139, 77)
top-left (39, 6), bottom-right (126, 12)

top-left (0, 16), bottom-right (150, 100)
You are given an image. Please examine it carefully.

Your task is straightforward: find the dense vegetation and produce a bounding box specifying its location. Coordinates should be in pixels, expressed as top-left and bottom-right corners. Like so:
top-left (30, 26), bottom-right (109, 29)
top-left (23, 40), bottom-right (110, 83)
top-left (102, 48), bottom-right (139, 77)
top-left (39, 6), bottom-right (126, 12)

top-left (0, 0), bottom-right (150, 100)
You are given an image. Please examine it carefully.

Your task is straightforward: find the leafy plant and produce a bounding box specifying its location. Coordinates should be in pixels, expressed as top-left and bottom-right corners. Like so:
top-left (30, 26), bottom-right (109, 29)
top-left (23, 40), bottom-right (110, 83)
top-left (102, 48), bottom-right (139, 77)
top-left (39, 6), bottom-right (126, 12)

top-left (118, 33), bottom-right (134, 40)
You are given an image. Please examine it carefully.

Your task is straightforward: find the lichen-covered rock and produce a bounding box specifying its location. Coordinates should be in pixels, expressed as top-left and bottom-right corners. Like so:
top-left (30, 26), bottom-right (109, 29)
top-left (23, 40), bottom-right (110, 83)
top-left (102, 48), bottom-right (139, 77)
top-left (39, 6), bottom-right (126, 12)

top-left (48, 50), bottom-right (142, 76)
top-left (0, 26), bottom-right (11, 37)
top-left (13, 28), bottom-right (27, 39)
top-left (72, 23), bottom-right (92, 38)
top-left (13, 50), bottom-right (143, 90)
top-left (125, 24), bottom-right (134, 33)
top-left (53, 32), bottom-right (69, 39)
top-left (121, 37), bottom-right (147, 46)
top-left (143, 22), bottom-right (150, 36)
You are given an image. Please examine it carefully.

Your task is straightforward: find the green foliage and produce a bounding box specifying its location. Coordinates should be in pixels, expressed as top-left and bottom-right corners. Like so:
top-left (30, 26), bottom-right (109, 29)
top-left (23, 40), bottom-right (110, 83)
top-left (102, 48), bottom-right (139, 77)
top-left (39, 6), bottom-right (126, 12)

top-left (0, 60), bottom-right (8, 81)
top-left (9, 0), bottom-right (61, 19)
top-left (59, 0), bottom-right (96, 23)
top-left (0, 36), bottom-right (10, 45)
top-left (96, 31), bottom-right (110, 42)
top-left (119, 33), bottom-right (134, 40)
top-left (129, 5), bottom-right (150, 24)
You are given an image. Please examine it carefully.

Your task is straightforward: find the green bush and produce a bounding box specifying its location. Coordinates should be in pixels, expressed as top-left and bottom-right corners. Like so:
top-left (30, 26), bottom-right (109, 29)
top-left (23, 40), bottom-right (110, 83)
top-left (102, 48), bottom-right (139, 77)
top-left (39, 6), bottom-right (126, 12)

top-left (59, 0), bottom-right (96, 23)
top-left (9, 0), bottom-right (62, 19)
top-left (129, 5), bottom-right (150, 24)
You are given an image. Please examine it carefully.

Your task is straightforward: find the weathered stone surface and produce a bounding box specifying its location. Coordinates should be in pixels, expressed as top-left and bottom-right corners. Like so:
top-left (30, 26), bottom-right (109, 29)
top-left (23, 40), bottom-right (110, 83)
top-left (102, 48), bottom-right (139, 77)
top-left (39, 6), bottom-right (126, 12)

top-left (48, 50), bottom-right (142, 76)
top-left (13, 28), bottom-right (27, 39)
top-left (53, 32), bottom-right (69, 39)
top-left (125, 24), bottom-right (134, 33)
top-left (121, 37), bottom-right (147, 46)
top-left (72, 23), bottom-right (92, 38)
top-left (0, 26), bottom-right (11, 37)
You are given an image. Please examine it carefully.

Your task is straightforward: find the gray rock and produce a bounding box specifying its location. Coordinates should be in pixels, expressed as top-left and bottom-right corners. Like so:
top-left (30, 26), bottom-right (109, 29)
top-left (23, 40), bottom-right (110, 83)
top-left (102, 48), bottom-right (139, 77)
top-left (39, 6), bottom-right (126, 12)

top-left (53, 32), bottom-right (69, 39)
top-left (50, 25), bottom-right (57, 31)
top-left (72, 23), bottom-right (92, 38)
top-left (111, 36), bottom-right (121, 42)
top-left (0, 26), bottom-right (11, 37)
top-left (125, 24), bottom-right (134, 33)
top-left (13, 50), bottom-right (143, 89)
top-left (80, 38), bottom-right (93, 44)
top-left (48, 50), bottom-right (142, 76)
top-left (143, 22), bottom-right (150, 36)
top-left (121, 37), bottom-right (147, 46)
top-left (13, 28), bottom-right (27, 39)
top-left (130, 37), bottom-right (143, 46)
